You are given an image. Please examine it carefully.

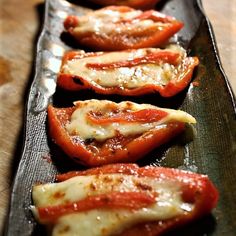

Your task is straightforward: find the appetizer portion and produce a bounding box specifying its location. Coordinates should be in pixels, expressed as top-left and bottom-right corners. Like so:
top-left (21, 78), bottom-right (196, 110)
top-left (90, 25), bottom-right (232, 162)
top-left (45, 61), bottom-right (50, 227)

top-left (58, 45), bottom-right (199, 97)
top-left (32, 164), bottom-right (219, 236)
top-left (48, 100), bottom-right (196, 166)
top-left (89, 0), bottom-right (161, 9)
top-left (63, 6), bottom-right (183, 50)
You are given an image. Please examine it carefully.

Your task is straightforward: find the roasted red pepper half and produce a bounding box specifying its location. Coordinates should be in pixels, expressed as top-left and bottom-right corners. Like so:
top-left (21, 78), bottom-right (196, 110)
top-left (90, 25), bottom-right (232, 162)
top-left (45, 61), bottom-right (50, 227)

top-left (48, 100), bottom-right (196, 166)
top-left (32, 164), bottom-right (218, 236)
top-left (63, 6), bottom-right (184, 50)
top-left (58, 45), bottom-right (199, 97)
top-left (89, 0), bottom-right (161, 10)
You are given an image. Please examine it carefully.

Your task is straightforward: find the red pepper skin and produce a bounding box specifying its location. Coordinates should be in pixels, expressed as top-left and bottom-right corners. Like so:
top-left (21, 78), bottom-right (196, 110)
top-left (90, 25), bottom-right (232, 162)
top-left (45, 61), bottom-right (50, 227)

top-left (37, 192), bottom-right (156, 224)
top-left (89, 0), bottom-right (161, 10)
top-left (64, 6), bottom-right (183, 51)
top-left (87, 109), bottom-right (168, 124)
top-left (56, 163), bottom-right (139, 182)
top-left (56, 164), bottom-right (211, 182)
top-left (51, 164), bottom-right (218, 235)
top-left (48, 105), bottom-right (185, 166)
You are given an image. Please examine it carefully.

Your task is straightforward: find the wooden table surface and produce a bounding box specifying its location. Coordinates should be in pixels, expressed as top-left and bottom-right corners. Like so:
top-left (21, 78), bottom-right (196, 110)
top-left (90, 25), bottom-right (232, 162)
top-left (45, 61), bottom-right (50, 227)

top-left (0, 0), bottom-right (235, 232)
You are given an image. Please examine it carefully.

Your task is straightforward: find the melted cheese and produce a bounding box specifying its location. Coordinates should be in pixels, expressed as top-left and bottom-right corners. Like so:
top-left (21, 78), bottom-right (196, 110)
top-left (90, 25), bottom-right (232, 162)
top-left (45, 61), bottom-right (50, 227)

top-left (32, 174), bottom-right (193, 236)
top-left (72, 8), bottom-right (165, 36)
top-left (62, 45), bottom-right (186, 89)
top-left (65, 100), bottom-right (196, 141)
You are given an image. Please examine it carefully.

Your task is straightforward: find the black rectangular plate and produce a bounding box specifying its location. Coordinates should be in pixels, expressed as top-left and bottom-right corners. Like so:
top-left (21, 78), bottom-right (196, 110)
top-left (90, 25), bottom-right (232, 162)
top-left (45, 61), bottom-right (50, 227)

top-left (5, 0), bottom-right (236, 235)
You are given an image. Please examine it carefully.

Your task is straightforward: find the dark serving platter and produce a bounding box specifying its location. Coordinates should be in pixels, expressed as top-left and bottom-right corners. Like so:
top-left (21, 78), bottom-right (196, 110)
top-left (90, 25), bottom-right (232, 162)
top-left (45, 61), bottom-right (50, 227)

top-left (5, 0), bottom-right (236, 235)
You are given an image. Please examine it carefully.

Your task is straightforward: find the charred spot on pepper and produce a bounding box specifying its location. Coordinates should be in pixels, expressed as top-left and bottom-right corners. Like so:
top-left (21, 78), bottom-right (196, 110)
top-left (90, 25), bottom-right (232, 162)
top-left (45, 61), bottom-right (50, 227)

top-left (102, 175), bottom-right (114, 183)
top-left (58, 225), bottom-right (71, 234)
top-left (115, 176), bottom-right (125, 184)
top-left (84, 138), bottom-right (95, 145)
top-left (53, 191), bottom-right (66, 199)
top-left (89, 182), bottom-right (97, 191)
top-left (72, 76), bottom-right (84, 85)
top-left (135, 182), bottom-right (153, 191)
top-left (100, 195), bottom-right (112, 204)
